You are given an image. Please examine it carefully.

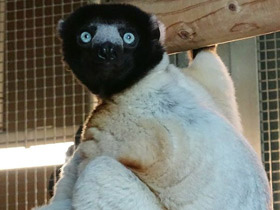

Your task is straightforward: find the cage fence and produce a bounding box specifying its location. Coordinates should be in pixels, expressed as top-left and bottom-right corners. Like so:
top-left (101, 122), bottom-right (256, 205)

top-left (0, 1), bottom-right (91, 209)
top-left (258, 32), bottom-right (280, 210)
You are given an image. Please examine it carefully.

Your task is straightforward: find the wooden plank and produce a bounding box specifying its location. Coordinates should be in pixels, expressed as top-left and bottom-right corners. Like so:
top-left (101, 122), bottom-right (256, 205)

top-left (101, 0), bottom-right (280, 53)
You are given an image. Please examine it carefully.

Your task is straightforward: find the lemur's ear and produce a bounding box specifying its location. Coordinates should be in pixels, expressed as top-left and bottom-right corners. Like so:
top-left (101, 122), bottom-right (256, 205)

top-left (150, 15), bottom-right (166, 44)
top-left (57, 19), bottom-right (65, 38)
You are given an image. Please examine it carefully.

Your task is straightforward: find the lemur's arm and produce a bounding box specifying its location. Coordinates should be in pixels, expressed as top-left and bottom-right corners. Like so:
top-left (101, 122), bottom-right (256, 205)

top-left (73, 156), bottom-right (163, 210)
top-left (34, 143), bottom-right (162, 210)
top-left (184, 47), bottom-right (242, 132)
top-left (32, 151), bottom-right (81, 210)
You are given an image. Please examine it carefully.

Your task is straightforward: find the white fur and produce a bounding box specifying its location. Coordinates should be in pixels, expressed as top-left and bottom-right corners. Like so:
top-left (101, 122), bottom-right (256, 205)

top-left (185, 51), bottom-right (243, 133)
top-left (34, 51), bottom-right (272, 210)
top-left (73, 156), bottom-right (163, 210)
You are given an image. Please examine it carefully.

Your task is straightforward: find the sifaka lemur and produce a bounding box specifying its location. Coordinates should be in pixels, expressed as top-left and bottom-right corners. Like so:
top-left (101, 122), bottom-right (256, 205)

top-left (34, 4), bottom-right (272, 210)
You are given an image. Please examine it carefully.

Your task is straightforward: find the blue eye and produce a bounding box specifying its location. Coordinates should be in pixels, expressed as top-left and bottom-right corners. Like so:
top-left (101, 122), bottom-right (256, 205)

top-left (123, 32), bottom-right (135, 44)
top-left (80, 32), bottom-right (92, 43)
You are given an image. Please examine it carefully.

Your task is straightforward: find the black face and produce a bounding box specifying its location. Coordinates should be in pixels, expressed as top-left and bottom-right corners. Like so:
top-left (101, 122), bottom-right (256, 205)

top-left (59, 4), bottom-right (164, 98)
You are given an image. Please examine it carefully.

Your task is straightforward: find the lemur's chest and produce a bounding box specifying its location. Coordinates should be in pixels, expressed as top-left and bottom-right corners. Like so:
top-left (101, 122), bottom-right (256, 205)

top-left (81, 86), bottom-right (184, 143)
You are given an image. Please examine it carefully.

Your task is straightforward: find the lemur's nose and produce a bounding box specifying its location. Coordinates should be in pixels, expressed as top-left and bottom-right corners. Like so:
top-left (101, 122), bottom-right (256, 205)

top-left (97, 42), bottom-right (119, 61)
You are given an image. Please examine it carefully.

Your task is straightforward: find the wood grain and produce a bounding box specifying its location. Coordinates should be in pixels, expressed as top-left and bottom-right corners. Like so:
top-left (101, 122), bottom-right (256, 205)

top-left (100, 0), bottom-right (280, 53)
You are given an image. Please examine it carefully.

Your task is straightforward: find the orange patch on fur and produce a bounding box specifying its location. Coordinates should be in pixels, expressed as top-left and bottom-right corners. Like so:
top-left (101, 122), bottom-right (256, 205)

top-left (118, 157), bottom-right (145, 172)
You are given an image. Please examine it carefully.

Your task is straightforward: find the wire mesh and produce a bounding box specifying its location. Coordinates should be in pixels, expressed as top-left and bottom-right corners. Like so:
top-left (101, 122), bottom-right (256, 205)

top-left (0, 1), bottom-right (90, 209)
top-left (258, 32), bottom-right (280, 210)
top-left (0, 1), bottom-right (4, 133)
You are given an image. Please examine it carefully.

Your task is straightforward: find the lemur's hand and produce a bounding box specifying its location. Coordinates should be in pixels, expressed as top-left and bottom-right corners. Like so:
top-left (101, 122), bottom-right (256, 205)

top-left (188, 45), bottom-right (217, 60)
top-left (76, 140), bottom-right (101, 174)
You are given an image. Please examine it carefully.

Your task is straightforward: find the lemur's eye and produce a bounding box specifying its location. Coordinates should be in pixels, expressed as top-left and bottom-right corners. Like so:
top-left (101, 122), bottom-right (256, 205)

top-left (80, 32), bottom-right (92, 43)
top-left (123, 33), bottom-right (135, 44)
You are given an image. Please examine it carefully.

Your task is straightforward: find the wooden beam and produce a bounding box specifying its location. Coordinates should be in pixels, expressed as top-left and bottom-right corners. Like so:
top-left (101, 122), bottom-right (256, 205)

top-left (102, 0), bottom-right (280, 53)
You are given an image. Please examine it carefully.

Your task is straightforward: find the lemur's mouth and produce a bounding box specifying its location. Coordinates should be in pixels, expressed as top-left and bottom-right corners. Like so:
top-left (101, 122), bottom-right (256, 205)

top-left (95, 59), bottom-right (122, 66)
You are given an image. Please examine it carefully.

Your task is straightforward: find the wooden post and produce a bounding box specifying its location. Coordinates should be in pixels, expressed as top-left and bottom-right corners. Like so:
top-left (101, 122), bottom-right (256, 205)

top-left (102, 0), bottom-right (280, 53)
